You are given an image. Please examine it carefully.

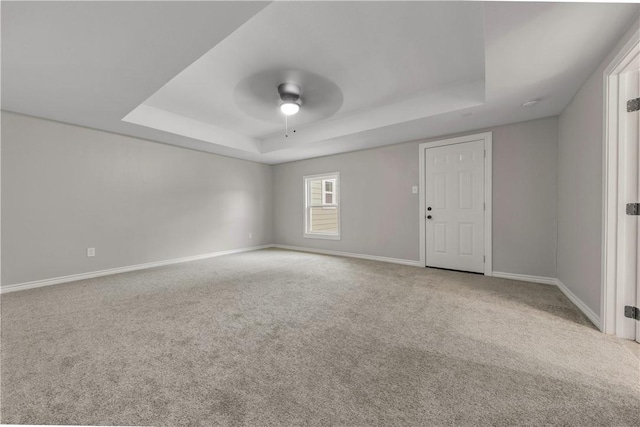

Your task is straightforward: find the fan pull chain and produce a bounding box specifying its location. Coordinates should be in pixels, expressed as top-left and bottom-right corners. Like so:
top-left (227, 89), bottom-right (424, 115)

top-left (285, 115), bottom-right (288, 138)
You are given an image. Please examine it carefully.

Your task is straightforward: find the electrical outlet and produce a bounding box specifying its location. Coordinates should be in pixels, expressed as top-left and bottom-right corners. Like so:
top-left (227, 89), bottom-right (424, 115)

top-left (412, 186), bottom-right (418, 194)
top-left (87, 248), bottom-right (95, 257)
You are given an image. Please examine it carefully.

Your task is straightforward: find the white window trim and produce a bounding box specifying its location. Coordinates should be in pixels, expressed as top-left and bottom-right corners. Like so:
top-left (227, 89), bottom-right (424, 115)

top-left (304, 172), bottom-right (341, 240)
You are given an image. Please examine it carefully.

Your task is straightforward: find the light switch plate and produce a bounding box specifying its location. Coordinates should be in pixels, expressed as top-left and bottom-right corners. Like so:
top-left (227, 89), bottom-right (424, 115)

top-left (87, 248), bottom-right (96, 257)
top-left (412, 186), bottom-right (418, 194)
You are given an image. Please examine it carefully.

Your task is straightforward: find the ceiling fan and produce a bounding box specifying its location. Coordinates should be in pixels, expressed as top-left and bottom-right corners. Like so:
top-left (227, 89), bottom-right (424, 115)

top-left (232, 69), bottom-right (343, 139)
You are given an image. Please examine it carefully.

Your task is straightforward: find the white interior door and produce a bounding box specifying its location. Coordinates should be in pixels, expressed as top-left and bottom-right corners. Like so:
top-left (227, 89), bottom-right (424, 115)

top-left (618, 68), bottom-right (639, 342)
top-left (627, 69), bottom-right (640, 343)
top-left (636, 69), bottom-right (640, 344)
top-left (425, 140), bottom-right (485, 273)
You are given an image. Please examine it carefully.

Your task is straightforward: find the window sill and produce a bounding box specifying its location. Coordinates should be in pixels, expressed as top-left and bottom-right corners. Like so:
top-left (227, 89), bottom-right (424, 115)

top-left (304, 233), bottom-right (341, 241)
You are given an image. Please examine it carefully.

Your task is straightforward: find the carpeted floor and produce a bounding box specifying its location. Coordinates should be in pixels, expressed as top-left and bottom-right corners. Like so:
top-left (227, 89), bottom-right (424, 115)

top-left (1, 248), bottom-right (638, 426)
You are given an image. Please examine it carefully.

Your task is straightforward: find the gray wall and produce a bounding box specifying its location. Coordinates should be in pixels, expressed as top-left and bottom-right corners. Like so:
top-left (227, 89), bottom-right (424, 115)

top-left (1, 111), bottom-right (273, 286)
top-left (493, 118), bottom-right (558, 277)
top-left (273, 117), bottom-right (559, 278)
top-left (557, 63), bottom-right (605, 317)
top-left (557, 18), bottom-right (639, 318)
top-left (2, 112), bottom-right (559, 285)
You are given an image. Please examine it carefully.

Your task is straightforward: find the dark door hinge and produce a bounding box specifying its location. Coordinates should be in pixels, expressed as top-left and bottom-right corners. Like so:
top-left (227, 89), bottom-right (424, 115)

top-left (627, 203), bottom-right (640, 216)
top-left (628, 98), bottom-right (640, 112)
top-left (624, 306), bottom-right (640, 321)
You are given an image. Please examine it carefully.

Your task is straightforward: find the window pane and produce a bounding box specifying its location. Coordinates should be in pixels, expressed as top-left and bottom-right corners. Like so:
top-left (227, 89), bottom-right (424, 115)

top-left (310, 179), bottom-right (323, 206)
top-left (325, 181), bottom-right (333, 192)
top-left (310, 207), bottom-right (338, 233)
top-left (325, 194), bottom-right (333, 204)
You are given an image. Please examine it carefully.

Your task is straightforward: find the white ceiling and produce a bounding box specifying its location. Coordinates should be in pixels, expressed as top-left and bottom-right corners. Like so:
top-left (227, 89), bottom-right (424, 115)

top-left (3, 2), bottom-right (639, 164)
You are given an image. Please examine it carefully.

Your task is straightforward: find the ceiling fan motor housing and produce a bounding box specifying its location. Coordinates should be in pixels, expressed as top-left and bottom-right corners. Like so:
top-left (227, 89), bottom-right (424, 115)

top-left (278, 83), bottom-right (302, 106)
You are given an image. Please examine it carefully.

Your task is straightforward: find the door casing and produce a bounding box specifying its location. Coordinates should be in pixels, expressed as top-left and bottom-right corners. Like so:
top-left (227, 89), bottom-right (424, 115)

top-left (419, 132), bottom-right (493, 275)
top-left (602, 26), bottom-right (640, 338)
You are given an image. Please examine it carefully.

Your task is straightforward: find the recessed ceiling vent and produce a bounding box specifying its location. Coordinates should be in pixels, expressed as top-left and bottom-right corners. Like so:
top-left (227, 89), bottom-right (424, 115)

top-left (521, 99), bottom-right (540, 108)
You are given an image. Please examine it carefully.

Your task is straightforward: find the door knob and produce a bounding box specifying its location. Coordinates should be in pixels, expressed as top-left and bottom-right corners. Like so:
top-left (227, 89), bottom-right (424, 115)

top-left (427, 215), bottom-right (432, 220)
top-left (427, 207), bottom-right (432, 211)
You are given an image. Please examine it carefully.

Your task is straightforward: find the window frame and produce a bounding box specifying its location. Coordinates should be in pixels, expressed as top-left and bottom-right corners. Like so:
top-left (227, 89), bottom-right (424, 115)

top-left (303, 172), bottom-right (341, 240)
top-left (322, 179), bottom-right (335, 205)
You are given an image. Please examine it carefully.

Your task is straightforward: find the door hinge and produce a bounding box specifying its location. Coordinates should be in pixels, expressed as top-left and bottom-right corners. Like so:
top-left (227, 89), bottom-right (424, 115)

top-left (627, 97), bottom-right (640, 113)
top-left (624, 306), bottom-right (640, 321)
top-left (626, 203), bottom-right (640, 216)
top-left (483, 255), bottom-right (486, 263)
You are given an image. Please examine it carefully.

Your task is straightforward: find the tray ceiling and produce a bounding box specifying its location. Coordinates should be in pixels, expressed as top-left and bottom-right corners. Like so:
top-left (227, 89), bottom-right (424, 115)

top-left (3, 2), bottom-right (638, 164)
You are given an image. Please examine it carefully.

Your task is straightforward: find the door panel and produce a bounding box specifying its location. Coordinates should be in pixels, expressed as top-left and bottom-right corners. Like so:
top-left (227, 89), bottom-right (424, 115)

top-left (434, 222), bottom-right (447, 253)
top-left (459, 171), bottom-right (473, 209)
top-left (434, 173), bottom-right (447, 209)
top-left (425, 140), bottom-right (485, 273)
top-left (459, 223), bottom-right (474, 255)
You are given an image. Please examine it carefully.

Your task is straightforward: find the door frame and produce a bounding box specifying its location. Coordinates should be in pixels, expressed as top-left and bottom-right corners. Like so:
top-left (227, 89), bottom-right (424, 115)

top-left (602, 26), bottom-right (639, 337)
top-left (418, 132), bottom-right (493, 275)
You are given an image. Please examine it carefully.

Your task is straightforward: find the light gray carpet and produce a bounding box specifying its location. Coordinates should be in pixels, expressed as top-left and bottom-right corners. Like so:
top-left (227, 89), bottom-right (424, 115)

top-left (1, 248), bottom-right (639, 426)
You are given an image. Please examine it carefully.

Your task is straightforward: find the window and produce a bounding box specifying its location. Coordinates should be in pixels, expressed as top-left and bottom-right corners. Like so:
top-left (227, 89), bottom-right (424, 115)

top-left (304, 172), bottom-right (340, 240)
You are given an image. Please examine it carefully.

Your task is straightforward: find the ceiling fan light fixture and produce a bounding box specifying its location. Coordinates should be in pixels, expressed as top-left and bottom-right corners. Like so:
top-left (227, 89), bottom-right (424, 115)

top-left (280, 102), bottom-right (300, 116)
top-left (278, 83), bottom-right (302, 116)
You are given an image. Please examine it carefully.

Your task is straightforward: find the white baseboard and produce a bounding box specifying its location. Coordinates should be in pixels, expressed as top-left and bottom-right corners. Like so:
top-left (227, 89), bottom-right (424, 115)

top-left (491, 271), bottom-right (557, 286)
top-left (554, 279), bottom-right (602, 330)
top-left (492, 272), bottom-right (602, 329)
top-left (0, 244), bottom-right (604, 332)
top-left (272, 244), bottom-right (422, 267)
top-left (0, 244), bottom-right (274, 294)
